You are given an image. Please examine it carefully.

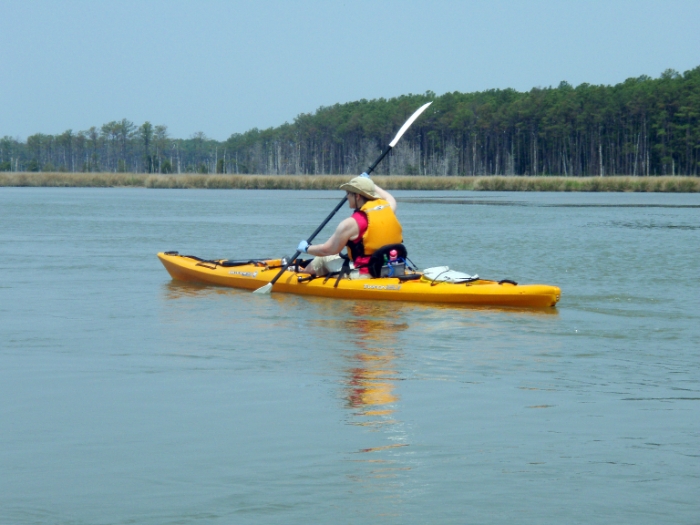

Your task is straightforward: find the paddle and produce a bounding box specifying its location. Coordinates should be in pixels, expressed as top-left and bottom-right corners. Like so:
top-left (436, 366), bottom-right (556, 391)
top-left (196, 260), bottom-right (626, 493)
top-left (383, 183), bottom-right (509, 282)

top-left (253, 101), bottom-right (433, 295)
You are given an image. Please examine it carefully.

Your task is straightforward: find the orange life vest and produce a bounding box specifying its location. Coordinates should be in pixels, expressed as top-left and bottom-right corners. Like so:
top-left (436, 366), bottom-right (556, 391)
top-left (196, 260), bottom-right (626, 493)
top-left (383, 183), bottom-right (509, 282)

top-left (346, 198), bottom-right (403, 263)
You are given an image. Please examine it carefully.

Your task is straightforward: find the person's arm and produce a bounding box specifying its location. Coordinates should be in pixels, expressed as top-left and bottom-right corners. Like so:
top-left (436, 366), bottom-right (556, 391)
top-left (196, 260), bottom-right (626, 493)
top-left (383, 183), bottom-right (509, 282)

top-left (306, 217), bottom-right (359, 257)
top-left (374, 184), bottom-right (397, 211)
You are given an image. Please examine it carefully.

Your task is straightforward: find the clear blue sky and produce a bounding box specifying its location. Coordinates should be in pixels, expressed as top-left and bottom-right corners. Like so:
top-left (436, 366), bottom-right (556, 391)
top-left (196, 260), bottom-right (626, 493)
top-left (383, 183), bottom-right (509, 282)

top-left (1, 0), bottom-right (699, 141)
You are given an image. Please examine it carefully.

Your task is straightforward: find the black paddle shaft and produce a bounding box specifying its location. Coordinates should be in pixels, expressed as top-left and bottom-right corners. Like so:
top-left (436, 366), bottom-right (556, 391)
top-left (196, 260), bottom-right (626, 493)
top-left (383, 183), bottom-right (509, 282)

top-left (266, 195), bottom-right (348, 287)
top-left (366, 145), bottom-right (392, 175)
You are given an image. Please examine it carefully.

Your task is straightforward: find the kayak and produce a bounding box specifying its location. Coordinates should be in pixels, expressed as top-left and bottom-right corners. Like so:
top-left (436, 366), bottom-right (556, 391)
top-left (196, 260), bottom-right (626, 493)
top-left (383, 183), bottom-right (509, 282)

top-left (157, 252), bottom-right (561, 308)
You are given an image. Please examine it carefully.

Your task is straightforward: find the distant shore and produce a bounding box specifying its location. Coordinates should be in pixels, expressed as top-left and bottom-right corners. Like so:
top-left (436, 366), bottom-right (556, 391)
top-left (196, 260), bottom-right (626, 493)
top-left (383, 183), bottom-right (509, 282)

top-left (1, 173), bottom-right (698, 192)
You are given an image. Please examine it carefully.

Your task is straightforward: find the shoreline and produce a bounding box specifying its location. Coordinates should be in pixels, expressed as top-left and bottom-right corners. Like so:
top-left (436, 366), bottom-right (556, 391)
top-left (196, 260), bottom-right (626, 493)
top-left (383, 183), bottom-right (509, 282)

top-left (1, 173), bottom-right (698, 192)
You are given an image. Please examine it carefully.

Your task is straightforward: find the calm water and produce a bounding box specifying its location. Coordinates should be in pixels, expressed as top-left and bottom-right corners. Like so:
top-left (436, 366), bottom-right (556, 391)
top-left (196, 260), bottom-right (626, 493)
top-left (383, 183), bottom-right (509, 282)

top-left (1, 188), bottom-right (698, 524)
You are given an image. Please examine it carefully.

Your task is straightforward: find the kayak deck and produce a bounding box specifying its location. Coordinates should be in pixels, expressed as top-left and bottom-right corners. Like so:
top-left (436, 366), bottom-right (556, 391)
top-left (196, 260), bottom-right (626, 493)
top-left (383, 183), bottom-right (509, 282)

top-left (157, 252), bottom-right (561, 308)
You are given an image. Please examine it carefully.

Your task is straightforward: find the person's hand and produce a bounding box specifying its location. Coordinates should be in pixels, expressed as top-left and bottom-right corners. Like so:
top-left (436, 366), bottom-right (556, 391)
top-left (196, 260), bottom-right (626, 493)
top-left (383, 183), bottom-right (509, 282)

top-left (297, 240), bottom-right (310, 253)
top-left (359, 172), bottom-right (371, 179)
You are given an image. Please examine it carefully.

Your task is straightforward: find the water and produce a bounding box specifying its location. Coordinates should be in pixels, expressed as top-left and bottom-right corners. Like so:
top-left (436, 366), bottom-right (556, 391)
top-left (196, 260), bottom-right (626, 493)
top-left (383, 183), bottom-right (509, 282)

top-left (1, 188), bottom-right (698, 524)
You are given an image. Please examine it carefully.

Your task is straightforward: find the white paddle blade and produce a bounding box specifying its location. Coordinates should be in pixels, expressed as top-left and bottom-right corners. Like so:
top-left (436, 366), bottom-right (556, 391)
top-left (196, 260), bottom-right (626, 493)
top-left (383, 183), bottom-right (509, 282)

top-left (252, 283), bottom-right (273, 294)
top-left (388, 101), bottom-right (432, 148)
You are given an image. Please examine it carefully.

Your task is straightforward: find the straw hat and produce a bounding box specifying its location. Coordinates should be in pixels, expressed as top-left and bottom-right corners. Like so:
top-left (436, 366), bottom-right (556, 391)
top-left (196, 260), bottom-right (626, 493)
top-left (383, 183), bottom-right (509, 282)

top-left (339, 176), bottom-right (379, 200)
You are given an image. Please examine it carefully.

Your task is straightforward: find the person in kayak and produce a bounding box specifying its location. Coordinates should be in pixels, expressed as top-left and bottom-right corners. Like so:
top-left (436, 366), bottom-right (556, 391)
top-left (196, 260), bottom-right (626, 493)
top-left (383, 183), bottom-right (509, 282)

top-left (296, 175), bottom-right (402, 278)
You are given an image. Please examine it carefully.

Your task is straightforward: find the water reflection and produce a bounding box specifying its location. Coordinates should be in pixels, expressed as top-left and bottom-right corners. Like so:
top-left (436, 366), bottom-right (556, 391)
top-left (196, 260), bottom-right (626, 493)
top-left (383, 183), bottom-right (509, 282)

top-left (306, 299), bottom-right (415, 508)
top-left (307, 301), bottom-right (407, 432)
top-left (343, 310), bottom-right (407, 430)
top-left (161, 279), bottom-right (298, 317)
top-left (162, 280), bottom-right (239, 300)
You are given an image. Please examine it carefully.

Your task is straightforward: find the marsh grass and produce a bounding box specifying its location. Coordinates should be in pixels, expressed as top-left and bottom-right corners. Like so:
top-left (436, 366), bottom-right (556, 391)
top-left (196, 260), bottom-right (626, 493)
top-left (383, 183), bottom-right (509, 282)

top-left (1, 173), bottom-right (698, 192)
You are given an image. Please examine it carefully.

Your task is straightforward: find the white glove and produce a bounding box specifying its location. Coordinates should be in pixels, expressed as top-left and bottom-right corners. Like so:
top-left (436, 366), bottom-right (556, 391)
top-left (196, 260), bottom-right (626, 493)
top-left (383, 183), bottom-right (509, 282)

top-left (297, 240), bottom-right (310, 253)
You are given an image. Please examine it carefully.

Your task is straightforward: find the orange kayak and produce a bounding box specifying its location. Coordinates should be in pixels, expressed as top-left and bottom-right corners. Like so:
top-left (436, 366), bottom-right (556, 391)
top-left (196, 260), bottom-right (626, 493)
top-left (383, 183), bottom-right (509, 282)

top-left (157, 252), bottom-right (561, 308)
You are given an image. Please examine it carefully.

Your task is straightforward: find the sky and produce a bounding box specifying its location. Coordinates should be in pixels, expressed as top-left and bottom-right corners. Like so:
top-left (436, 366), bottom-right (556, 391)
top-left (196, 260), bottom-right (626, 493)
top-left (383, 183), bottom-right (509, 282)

top-left (1, 0), bottom-right (699, 141)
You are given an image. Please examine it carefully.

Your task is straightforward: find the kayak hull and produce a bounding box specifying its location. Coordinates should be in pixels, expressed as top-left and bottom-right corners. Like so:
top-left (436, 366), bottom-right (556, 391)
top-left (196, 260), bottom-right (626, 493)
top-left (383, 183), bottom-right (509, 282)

top-left (157, 252), bottom-right (561, 308)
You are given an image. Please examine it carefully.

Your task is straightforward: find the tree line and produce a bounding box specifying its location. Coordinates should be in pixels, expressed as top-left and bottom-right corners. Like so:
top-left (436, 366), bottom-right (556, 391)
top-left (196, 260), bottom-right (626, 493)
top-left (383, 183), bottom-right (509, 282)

top-left (2, 67), bottom-right (698, 176)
